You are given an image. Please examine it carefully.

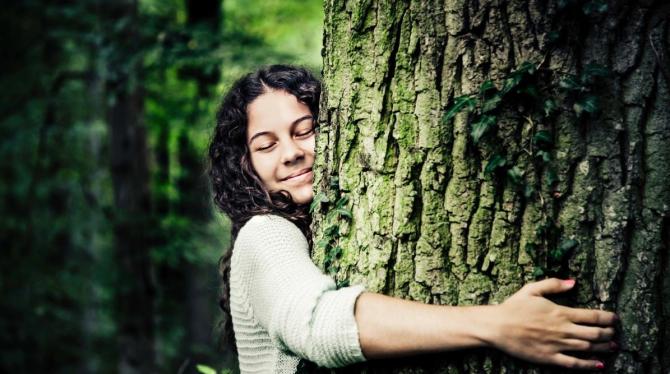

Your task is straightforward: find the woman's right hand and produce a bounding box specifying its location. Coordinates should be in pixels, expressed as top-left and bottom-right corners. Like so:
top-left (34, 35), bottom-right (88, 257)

top-left (484, 278), bottom-right (618, 370)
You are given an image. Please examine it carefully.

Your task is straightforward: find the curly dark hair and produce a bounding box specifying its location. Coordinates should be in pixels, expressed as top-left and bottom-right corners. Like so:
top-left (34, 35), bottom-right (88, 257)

top-left (208, 64), bottom-right (321, 353)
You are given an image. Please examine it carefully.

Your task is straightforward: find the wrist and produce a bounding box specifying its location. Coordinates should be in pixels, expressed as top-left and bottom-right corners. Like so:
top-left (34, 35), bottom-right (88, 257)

top-left (467, 304), bottom-right (501, 350)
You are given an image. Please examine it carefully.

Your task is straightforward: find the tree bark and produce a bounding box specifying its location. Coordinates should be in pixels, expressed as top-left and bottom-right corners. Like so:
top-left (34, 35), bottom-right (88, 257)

top-left (314, 0), bottom-right (670, 372)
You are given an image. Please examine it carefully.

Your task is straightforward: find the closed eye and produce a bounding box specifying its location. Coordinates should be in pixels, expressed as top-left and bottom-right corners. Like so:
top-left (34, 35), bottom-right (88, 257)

top-left (256, 142), bottom-right (275, 151)
top-left (295, 127), bottom-right (315, 138)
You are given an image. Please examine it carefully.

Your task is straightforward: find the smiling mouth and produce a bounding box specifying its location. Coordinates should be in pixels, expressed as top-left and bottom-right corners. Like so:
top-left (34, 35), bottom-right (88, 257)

top-left (282, 168), bottom-right (312, 181)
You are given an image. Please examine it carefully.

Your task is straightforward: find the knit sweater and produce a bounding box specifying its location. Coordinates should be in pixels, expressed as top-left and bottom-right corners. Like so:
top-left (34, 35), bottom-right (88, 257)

top-left (229, 215), bottom-right (367, 373)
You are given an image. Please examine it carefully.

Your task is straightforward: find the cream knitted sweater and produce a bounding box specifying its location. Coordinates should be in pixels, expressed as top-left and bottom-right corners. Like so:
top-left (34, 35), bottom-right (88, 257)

top-left (229, 215), bottom-right (367, 373)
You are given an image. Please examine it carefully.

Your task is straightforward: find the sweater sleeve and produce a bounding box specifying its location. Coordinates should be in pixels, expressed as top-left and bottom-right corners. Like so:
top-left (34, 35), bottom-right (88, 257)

top-left (234, 215), bottom-right (367, 368)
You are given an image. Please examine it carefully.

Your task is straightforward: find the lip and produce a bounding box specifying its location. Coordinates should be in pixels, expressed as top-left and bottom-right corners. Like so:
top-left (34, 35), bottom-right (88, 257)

top-left (281, 168), bottom-right (312, 182)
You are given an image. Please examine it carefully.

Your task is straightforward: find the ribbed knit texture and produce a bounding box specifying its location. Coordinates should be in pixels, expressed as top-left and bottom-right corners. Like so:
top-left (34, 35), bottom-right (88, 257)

top-left (230, 215), bottom-right (367, 373)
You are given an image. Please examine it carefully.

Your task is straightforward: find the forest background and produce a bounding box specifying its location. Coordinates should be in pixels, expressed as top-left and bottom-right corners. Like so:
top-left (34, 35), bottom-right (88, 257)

top-left (0, 0), bottom-right (323, 373)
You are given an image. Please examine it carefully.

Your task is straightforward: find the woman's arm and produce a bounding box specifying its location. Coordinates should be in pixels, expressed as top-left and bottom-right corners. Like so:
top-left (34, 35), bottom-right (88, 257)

top-left (355, 278), bottom-right (617, 371)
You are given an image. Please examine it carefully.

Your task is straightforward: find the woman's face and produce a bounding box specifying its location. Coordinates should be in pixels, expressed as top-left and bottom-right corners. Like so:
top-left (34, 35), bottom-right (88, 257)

top-left (246, 89), bottom-right (315, 205)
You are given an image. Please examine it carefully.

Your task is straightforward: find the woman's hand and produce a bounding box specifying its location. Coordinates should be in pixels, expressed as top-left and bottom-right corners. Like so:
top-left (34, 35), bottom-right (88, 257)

top-left (484, 278), bottom-right (618, 370)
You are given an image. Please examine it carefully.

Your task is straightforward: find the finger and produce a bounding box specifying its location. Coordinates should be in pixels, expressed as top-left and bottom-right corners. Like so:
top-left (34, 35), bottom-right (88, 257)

top-left (567, 325), bottom-right (616, 341)
top-left (552, 353), bottom-right (605, 370)
top-left (567, 308), bottom-right (618, 326)
top-left (561, 339), bottom-right (617, 353)
top-left (522, 278), bottom-right (575, 296)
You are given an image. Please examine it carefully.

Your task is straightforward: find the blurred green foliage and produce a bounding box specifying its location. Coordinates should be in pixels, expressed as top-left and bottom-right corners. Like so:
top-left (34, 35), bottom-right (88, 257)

top-left (0, 0), bottom-right (322, 373)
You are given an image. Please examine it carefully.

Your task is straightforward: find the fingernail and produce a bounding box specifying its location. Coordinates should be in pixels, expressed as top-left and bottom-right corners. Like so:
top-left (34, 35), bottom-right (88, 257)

top-left (563, 279), bottom-right (576, 287)
top-left (595, 361), bottom-right (605, 369)
top-left (610, 341), bottom-right (618, 351)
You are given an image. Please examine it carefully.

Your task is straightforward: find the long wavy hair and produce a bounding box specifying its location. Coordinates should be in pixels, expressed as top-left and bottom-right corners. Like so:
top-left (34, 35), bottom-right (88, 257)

top-left (208, 64), bottom-right (320, 352)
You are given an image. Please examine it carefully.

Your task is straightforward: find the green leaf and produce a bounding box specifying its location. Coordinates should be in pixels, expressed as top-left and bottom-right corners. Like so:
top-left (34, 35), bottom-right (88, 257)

top-left (582, 0), bottom-right (608, 15)
top-left (482, 93), bottom-right (503, 113)
top-left (316, 238), bottom-right (331, 250)
top-left (196, 365), bottom-right (217, 374)
top-left (536, 150), bottom-right (552, 163)
top-left (547, 31), bottom-right (560, 43)
top-left (309, 192), bottom-right (330, 213)
top-left (532, 266), bottom-right (545, 278)
top-left (335, 195), bottom-right (349, 209)
top-left (332, 245), bottom-right (343, 258)
top-left (470, 115), bottom-right (497, 144)
top-left (533, 130), bottom-right (553, 147)
top-left (479, 80), bottom-right (496, 94)
top-left (324, 225), bottom-right (339, 237)
top-left (545, 168), bottom-right (559, 187)
top-left (502, 74), bottom-right (523, 94)
top-left (523, 185), bottom-right (535, 198)
top-left (525, 242), bottom-right (538, 256)
top-left (485, 154), bottom-right (507, 175)
top-left (559, 238), bottom-right (579, 252)
top-left (335, 207), bottom-right (352, 219)
top-left (517, 84), bottom-right (539, 98)
top-left (444, 95), bottom-right (476, 121)
top-left (582, 63), bottom-right (610, 80)
top-left (573, 95), bottom-right (599, 115)
top-left (543, 98), bottom-right (558, 117)
top-left (506, 166), bottom-right (524, 185)
top-left (559, 76), bottom-right (584, 91)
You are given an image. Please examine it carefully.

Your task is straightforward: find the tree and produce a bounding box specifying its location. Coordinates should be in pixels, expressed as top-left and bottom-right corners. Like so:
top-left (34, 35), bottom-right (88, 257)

top-left (313, 0), bottom-right (669, 372)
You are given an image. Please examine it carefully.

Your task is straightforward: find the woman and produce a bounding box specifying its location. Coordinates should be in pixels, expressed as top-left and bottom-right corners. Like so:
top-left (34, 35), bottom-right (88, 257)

top-left (208, 65), bottom-right (617, 373)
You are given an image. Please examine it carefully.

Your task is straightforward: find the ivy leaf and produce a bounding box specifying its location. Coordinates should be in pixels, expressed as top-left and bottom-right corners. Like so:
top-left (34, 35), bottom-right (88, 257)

top-left (525, 242), bottom-right (538, 256)
top-left (470, 115), bottom-right (497, 144)
top-left (502, 74), bottom-right (524, 94)
top-left (482, 93), bottom-right (503, 113)
top-left (316, 238), bottom-right (331, 250)
top-left (559, 76), bottom-right (584, 91)
top-left (559, 239), bottom-right (579, 252)
top-left (335, 207), bottom-right (352, 219)
top-left (543, 98), bottom-right (558, 117)
top-left (582, 0), bottom-right (608, 15)
top-left (485, 154), bottom-right (507, 175)
top-left (533, 130), bottom-right (553, 147)
top-left (581, 63), bottom-right (610, 81)
top-left (506, 166), bottom-right (524, 185)
top-left (444, 95), bottom-right (476, 121)
top-left (309, 192), bottom-right (330, 213)
top-left (549, 239), bottom-right (578, 261)
top-left (573, 95), bottom-right (599, 115)
top-left (547, 31), bottom-right (560, 43)
top-left (332, 245), bottom-right (343, 258)
top-left (517, 84), bottom-right (539, 98)
top-left (536, 150), bottom-right (552, 163)
top-left (523, 184), bottom-right (535, 198)
top-left (479, 80), bottom-right (496, 94)
top-left (324, 225), bottom-right (339, 237)
top-left (196, 365), bottom-right (218, 374)
top-left (532, 266), bottom-right (545, 278)
top-left (336, 279), bottom-right (350, 288)
top-left (545, 168), bottom-right (559, 187)
top-left (335, 195), bottom-right (349, 208)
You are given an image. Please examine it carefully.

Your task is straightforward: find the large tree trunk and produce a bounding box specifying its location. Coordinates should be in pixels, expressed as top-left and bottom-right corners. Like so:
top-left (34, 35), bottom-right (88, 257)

top-left (314, 0), bottom-right (670, 372)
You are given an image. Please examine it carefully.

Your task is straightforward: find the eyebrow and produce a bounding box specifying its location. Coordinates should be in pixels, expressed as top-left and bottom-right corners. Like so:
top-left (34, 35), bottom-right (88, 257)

top-left (248, 114), bottom-right (314, 145)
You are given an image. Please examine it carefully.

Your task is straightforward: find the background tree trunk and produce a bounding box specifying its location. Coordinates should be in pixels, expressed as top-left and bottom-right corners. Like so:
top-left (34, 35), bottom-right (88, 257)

top-left (104, 1), bottom-right (156, 372)
top-left (314, 0), bottom-right (669, 372)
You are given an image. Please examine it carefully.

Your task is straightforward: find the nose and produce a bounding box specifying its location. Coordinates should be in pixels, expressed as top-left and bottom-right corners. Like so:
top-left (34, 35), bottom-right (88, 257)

top-left (280, 139), bottom-right (305, 165)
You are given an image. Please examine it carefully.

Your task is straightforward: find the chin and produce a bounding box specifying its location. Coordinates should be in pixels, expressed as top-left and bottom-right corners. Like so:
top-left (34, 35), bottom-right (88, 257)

top-left (290, 187), bottom-right (314, 205)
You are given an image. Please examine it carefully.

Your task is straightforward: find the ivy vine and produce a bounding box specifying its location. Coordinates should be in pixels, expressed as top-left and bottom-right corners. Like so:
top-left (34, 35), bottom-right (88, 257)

top-left (443, 60), bottom-right (608, 278)
top-left (311, 176), bottom-right (352, 286)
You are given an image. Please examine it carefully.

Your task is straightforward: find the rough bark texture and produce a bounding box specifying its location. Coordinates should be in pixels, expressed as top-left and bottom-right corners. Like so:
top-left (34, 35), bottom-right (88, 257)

top-left (313, 0), bottom-right (670, 372)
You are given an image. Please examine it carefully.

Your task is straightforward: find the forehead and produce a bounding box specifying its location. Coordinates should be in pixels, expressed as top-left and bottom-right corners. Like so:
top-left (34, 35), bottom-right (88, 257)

top-left (246, 90), bottom-right (312, 137)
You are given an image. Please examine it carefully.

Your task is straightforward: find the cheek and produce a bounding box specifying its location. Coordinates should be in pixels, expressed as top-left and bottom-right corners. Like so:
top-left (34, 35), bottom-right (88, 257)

top-left (249, 153), bottom-right (277, 185)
